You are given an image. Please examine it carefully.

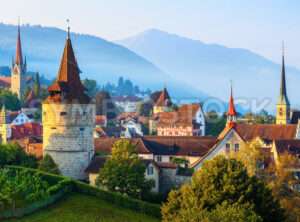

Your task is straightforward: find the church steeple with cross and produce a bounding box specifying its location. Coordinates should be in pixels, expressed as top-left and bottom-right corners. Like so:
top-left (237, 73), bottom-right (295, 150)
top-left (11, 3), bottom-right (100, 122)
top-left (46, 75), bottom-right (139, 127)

top-left (276, 42), bottom-right (290, 124)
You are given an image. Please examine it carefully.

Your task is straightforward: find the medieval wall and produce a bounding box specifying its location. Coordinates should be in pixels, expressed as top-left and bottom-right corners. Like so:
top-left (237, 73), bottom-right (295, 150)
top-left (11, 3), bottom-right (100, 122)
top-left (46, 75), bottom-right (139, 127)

top-left (43, 103), bottom-right (95, 180)
top-left (159, 168), bottom-right (191, 193)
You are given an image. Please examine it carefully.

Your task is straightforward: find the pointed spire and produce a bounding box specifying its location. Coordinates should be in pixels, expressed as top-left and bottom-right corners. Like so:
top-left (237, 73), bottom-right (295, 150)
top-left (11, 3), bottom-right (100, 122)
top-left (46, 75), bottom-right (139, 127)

top-left (277, 42), bottom-right (290, 105)
top-left (156, 86), bottom-right (172, 107)
top-left (226, 83), bottom-right (238, 116)
top-left (67, 19), bottom-right (70, 39)
top-left (15, 17), bottom-right (23, 65)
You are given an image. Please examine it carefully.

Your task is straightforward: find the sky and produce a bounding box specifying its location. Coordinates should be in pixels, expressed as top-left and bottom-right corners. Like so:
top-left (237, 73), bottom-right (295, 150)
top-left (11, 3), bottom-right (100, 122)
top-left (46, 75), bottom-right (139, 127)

top-left (0, 0), bottom-right (300, 68)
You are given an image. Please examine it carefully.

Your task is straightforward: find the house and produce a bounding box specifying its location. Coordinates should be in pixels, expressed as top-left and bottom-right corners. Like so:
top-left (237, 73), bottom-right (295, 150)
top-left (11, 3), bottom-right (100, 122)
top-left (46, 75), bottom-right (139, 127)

top-left (190, 84), bottom-right (299, 169)
top-left (148, 112), bottom-right (177, 134)
top-left (85, 156), bottom-right (160, 193)
top-left (17, 136), bottom-right (43, 160)
top-left (112, 95), bottom-right (142, 113)
top-left (153, 87), bottom-right (172, 114)
top-left (117, 112), bottom-right (139, 125)
top-left (11, 122), bottom-right (43, 140)
top-left (95, 115), bottom-right (107, 127)
top-left (157, 104), bottom-right (205, 136)
top-left (21, 90), bottom-right (41, 117)
top-left (94, 126), bottom-right (126, 138)
top-left (11, 112), bottom-right (32, 125)
top-left (94, 136), bottom-right (217, 166)
top-left (271, 139), bottom-right (300, 191)
top-left (121, 118), bottom-right (143, 137)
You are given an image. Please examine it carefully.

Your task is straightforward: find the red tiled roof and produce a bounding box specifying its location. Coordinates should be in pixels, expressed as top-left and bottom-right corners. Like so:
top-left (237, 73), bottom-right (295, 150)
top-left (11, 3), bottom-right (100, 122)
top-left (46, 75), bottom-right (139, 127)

top-left (0, 76), bottom-right (32, 89)
top-left (95, 115), bottom-right (106, 126)
top-left (155, 87), bottom-right (172, 107)
top-left (95, 136), bottom-right (218, 157)
top-left (236, 123), bottom-right (297, 141)
top-left (157, 104), bottom-right (202, 127)
top-left (11, 122), bottom-right (43, 139)
top-left (117, 112), bottom-right (139, 120)
top-left (156, 162), bottom-right (179, 168)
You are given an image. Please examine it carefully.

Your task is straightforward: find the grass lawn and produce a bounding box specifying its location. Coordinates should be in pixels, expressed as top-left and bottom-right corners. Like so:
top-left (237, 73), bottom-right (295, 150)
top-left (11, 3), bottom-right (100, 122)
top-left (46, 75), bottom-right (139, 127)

top-left (4, 192), bottom-right (160, 222)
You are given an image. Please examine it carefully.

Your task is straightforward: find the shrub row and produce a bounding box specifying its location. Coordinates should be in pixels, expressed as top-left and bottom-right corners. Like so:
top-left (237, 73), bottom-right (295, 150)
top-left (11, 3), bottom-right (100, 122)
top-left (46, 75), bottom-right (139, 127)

top-left (73, 180), bottom-right (161, 218)
top-left (5, 165), bottom-right (162, 218)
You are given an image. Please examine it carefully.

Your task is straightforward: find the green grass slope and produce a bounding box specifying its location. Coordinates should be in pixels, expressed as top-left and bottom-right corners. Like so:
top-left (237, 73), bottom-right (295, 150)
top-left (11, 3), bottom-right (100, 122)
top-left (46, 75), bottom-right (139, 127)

top-left (4, 192), bottom-right (159, 222)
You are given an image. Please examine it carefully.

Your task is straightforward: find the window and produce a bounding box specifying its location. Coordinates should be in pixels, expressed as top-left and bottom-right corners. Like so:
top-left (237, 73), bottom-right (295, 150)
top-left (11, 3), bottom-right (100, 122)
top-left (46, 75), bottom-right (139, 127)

top-left (15, 119), bottom-right (18, 122)
top-left (60, 112), bottom-right (67, 116)
top-left (21, 119), bottom-right (24, 122)
top-left (147, 166), bottom-right (153, 175)
top-left (169, 157), bottom-right (173, 162)
top-left (235, 143), bottom-right (239, 150)
top-left (156, 156), bottom-right (162, 162)
top-left (226, 143), bottom-right (230, 149)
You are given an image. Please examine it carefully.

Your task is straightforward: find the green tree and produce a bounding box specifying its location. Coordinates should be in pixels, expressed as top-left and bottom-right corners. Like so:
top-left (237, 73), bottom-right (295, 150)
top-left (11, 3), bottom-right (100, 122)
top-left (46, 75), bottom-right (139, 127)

top-left (0, 143), bottom-right (38, 168)
top-left (162, 156), bottom-right (285, 222)
top-left (170, 104), bottom-right (178, 112)
top-left (33, 106), bottom-right (42, 122)
top-left (22, 86), bottom-right (31, 103)
top-left (207, 110), bottom-right (218, 119)
top-left (96, 140), bottom-right (152, 199)
top-left (81, 78), bottom-right (99, 98)
top-left (137, 102), bottom-right (151, 117)
top-left (38, 154), bottom-right (60, 175)
top-left (33, 72), bottom-right (40, 97)
top-left (0, 88), bottom-right (20, 111)
top-left (38, 88), bottom-right (49, 101)
top-left (179, 202), bottom-right (262, 222)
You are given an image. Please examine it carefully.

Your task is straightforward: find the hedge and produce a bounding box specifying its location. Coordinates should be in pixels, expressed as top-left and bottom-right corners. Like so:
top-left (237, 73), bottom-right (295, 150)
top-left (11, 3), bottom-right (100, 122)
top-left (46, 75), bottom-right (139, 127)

top-left (4, 165), bottom-right (162, 218)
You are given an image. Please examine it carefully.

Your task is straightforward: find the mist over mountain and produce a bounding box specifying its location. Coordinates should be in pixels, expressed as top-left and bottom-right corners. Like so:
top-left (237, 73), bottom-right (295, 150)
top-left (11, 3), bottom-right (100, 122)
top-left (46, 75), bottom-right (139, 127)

top-left (115, 29), bottom-right (300, 112)
top-left (0, 23), bottom-right (208, 99)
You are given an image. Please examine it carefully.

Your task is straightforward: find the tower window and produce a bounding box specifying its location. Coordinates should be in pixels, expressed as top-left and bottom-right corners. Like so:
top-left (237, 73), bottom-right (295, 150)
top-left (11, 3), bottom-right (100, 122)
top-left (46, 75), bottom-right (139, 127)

top-left (60, 112), bottom-right (67, 116)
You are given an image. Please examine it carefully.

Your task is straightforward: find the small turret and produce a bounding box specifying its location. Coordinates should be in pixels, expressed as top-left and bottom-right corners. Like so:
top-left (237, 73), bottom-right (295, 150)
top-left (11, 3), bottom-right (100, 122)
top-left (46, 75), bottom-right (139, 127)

top-left (226, 84), bottom-right (238, 129)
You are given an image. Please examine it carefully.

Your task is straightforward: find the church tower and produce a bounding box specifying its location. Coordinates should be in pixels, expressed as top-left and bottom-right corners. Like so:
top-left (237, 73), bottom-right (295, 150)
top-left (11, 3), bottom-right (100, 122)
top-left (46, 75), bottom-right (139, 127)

top-left (226, 84), bottom-right (238, 129)
top-left (0, 105), bottom-right (11, 144)
top-left (42, 27), bottom-right (95, 180)
top-left (276, 46), bottom-right (290, 124)
top-left (11, 21), bottom-right (27, 99)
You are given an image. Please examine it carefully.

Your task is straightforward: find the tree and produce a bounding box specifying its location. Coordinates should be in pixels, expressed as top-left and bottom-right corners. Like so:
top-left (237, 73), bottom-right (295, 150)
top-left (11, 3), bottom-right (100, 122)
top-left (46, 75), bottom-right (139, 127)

top-left (150, 91), bottom-right (162, 104)
top-left (205, 118), bottom-right (226, 136)
top-left (33, 72), bottom-right (40, 97)
top-left (38, 154), bottom-right (60, 175)
top-left (179, 202), bottom-right (262, 222)
top-left (162, 156), bottom-right (285, 222)
top-left (96, 140), bottom-right (153, 199)
top-left (0, 143), bottom-right (38, 168)
top-left (22, 86), bottom-right (31, 103)
top-left (81, 78), bottom-right (99, 98)
top-left (207, 110), bottom-right (218, 120)
top-left (0, 88), bottom-right (20, 111)
top-left (33, 106), bottom-right (42, 122)
top-left (170, 104), bottom-right (178, 112)
top-left (230, 141), bottom-right (265, 176)
top-left (137, 102), bottom-right (151, 117)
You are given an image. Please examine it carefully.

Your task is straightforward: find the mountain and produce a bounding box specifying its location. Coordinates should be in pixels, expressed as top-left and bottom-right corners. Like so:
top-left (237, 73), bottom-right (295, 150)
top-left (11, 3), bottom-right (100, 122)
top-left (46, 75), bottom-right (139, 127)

top-left (115, 29), bottom-right (300, 112)
top-left (0, 23), bottom-right (208, 99)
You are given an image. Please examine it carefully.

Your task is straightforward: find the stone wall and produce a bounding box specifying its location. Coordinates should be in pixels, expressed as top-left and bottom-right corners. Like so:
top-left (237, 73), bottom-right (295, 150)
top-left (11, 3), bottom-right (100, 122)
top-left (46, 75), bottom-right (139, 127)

top-left (43, 103), bottom-right (95, 180)
top-left (159, 167), bottom-right (192, 193)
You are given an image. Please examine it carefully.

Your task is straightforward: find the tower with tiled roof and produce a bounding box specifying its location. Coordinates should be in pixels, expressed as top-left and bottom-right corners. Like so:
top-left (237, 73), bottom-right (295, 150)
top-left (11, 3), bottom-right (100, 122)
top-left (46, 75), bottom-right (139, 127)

top-left (153, 86), bottom-right (172, 114)
top-left (276, 45), bottom-right (290, 124)
top-left (0, 105), bottom-right (11, 143)
top-left (11, 20), bottom-right (27, 99)
top-left (226, 84), bottom-right (238, 129)
top-left (42, 27), bottom-right (95, 180)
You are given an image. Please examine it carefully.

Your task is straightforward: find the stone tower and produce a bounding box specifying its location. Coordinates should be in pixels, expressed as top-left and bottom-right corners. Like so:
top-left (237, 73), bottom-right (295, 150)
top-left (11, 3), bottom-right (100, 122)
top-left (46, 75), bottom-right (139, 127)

top-left (11, 22), bottom-right (27, 99)
top-left (276, 48), bottom-right (290, 124)
top-left (42, 29), bottom-right (95, 180)
top-left (153, 86), bottom-right (172, 114)
top-left (0, 105), bottom-right (11, 144)
top-left (226, 84), bottom-right (238, 129)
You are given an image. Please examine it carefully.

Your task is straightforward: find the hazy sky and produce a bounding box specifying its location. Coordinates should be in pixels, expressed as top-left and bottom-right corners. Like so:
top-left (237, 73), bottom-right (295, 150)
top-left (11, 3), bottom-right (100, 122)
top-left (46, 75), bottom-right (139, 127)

top-left (1, 0), bottom-right (300, 68)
